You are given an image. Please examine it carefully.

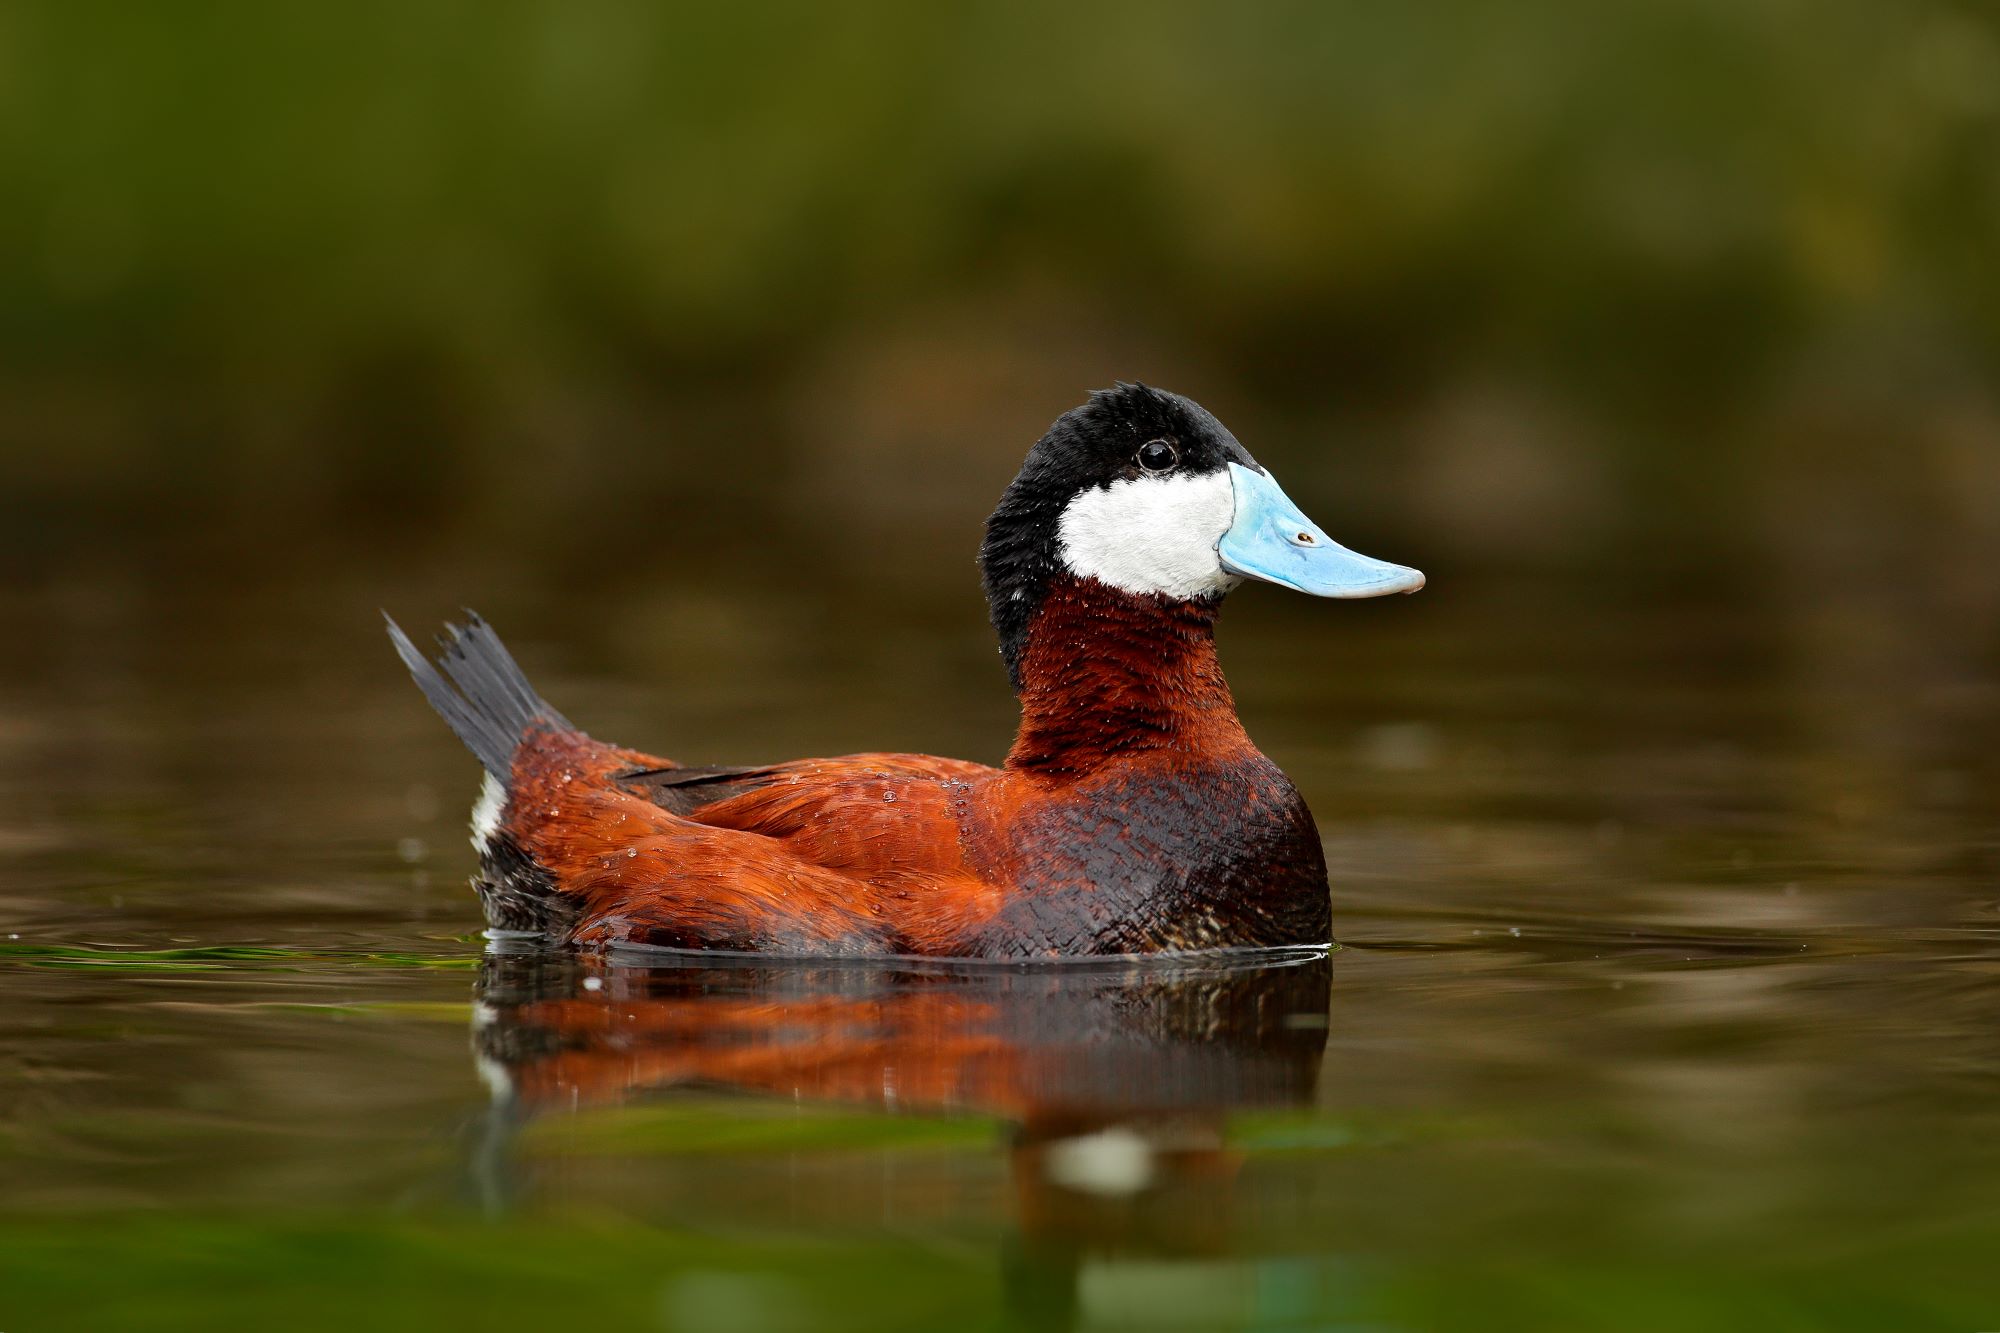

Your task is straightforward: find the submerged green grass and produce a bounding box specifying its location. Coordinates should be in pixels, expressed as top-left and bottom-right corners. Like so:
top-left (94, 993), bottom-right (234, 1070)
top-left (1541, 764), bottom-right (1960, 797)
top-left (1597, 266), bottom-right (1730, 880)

top-left (0, 942), bottom-right (477, 973)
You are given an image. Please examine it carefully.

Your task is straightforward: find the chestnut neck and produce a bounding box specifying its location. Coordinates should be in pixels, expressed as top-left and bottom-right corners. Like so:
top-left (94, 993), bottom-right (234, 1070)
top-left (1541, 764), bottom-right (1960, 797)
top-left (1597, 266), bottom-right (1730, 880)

top-left (1005, 576), bottom-right (1253, 775)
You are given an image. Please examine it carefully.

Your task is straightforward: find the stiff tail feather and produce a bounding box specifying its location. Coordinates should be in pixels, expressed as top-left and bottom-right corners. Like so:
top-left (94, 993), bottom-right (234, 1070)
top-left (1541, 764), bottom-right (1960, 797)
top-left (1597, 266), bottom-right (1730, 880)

top-left (385, 612), bottom-right (571, 778)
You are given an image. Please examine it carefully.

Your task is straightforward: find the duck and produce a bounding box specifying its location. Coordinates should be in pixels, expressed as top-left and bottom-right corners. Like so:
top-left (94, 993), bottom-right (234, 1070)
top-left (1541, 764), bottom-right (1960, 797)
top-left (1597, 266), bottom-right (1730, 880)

top-left (389, 383), bottom-right (1423, 959)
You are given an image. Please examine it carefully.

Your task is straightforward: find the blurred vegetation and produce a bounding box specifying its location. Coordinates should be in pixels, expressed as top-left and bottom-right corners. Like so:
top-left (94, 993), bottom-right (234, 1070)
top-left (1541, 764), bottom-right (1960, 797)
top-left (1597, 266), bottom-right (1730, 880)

top-left (4, 0), bottom-right (1999, 583)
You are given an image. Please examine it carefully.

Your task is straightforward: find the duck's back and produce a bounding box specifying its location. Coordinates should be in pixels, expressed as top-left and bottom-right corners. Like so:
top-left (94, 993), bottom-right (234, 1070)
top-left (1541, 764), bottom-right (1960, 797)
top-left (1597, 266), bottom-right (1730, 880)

top-left (484, 729), bottom-right (1003, 955)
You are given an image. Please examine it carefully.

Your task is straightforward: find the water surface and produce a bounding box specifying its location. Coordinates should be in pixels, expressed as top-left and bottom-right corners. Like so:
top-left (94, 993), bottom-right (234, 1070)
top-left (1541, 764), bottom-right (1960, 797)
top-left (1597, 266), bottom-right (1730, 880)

top-left (1, 556), bottom-right (1995, 1330)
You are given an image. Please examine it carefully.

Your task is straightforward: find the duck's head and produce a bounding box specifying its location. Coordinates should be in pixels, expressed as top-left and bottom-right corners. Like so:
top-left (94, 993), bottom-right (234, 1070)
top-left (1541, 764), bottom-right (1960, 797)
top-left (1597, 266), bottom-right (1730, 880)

top-left (981, 384), bottom-right (1424, 687)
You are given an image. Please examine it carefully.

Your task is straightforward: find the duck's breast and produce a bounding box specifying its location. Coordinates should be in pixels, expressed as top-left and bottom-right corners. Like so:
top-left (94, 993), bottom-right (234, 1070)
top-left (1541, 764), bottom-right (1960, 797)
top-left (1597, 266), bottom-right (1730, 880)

top-left (965, 755), bottom-right (1330, 955)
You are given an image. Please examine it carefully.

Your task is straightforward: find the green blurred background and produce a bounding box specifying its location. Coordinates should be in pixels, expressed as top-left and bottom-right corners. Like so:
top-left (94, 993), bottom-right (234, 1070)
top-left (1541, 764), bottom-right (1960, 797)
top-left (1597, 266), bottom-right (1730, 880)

top-left (6, 0), bottom-right (1998, 606)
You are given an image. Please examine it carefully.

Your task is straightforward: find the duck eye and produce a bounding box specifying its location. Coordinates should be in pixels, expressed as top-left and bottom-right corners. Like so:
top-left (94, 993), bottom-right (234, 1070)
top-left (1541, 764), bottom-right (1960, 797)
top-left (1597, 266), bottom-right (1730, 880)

top-left (1136, 439), bottom-right (1178, 473)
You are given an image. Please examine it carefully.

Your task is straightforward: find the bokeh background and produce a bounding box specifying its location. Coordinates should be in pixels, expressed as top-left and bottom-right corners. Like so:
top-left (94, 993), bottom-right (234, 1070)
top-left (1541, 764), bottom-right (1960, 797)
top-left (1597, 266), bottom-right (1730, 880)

top-left (4, 6), bottom-right (1999, 1330)
top-left (9, 0), bottom-right (2000, 581)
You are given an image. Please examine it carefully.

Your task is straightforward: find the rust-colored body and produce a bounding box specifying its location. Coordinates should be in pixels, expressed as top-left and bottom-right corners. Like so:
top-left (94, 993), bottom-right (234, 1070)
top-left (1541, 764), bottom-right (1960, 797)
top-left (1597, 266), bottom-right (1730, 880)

top-left (488, 577), bottom-right (1330, 958)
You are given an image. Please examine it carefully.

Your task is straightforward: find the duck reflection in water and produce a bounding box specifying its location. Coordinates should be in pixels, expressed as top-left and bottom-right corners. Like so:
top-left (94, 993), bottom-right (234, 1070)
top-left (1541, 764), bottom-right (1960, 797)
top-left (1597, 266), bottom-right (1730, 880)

top-left (471, 946), bottom-right (1332, 1328)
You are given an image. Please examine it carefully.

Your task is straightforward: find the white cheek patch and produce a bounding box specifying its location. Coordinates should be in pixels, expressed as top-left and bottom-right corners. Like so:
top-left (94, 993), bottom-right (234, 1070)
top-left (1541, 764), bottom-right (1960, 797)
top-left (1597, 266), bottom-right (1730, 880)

top-left (1055, 469), bottom-right (1239, 600)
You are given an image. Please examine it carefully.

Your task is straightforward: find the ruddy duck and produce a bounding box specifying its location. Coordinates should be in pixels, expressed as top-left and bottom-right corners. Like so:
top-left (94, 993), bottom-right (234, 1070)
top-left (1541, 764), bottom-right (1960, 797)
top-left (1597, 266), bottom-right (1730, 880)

top-left (390, 384), bottom-right (1422, 958)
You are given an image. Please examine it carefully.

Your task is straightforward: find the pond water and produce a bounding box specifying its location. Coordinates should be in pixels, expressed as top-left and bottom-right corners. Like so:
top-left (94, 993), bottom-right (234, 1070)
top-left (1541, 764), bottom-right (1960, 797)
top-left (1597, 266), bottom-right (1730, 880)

top-left (1, 551), bottom-right (1995, 1331)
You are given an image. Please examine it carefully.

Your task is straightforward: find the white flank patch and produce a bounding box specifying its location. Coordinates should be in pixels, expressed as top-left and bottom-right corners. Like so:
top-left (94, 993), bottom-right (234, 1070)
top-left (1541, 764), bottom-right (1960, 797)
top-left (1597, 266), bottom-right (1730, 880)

top-left (469, 771), bottom-right (506, 852)
top-left (1055, 469), bottom-right (1239, 600)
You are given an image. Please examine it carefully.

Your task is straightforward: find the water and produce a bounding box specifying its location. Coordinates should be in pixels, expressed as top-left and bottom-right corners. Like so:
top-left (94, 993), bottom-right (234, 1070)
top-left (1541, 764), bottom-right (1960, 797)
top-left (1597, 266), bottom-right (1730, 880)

top-left (2, 551), bottom-right (1996, 1330)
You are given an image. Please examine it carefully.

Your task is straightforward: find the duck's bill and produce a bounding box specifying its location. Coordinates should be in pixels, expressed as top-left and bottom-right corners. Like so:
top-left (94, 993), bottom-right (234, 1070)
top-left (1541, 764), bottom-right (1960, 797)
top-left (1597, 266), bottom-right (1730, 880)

top-left (1217, 462), bottom-right (1425, 598)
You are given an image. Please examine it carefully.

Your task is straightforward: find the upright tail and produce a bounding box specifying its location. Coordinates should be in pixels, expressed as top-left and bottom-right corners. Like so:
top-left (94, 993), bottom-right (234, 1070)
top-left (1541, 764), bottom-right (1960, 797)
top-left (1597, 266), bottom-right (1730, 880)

top-left (386, 612), bottom-right (571, 778)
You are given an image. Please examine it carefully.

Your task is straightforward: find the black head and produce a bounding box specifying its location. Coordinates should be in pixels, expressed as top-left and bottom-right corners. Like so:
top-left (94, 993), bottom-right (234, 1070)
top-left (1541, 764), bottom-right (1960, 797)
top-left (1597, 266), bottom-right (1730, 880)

top-left (980, 384), bottom-right (1264, 689)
